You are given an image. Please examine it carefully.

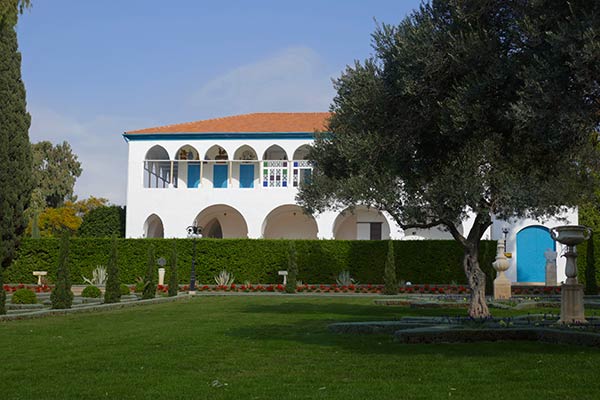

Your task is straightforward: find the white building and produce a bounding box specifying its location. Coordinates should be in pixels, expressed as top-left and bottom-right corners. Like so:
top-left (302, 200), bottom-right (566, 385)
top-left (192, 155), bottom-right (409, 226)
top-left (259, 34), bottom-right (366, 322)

top-left (124, 112), bottom-right (576, 284)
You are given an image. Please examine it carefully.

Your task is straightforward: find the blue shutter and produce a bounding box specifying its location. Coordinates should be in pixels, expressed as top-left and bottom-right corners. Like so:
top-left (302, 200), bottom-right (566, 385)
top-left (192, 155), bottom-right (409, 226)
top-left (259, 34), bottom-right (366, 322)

top-left (239, 164), bottom-right (254, 188)
top-left (187, 163), bottom-right (200, 188)
top-left (213, 165), bottom-right (228, 188)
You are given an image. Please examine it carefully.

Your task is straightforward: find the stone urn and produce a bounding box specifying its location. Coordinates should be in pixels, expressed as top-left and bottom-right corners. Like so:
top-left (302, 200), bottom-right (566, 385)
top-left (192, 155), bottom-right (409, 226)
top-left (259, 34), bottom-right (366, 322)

top-left (550, 225), bottom-right (592, 284)
top-left (550, 225), bottom-right (592, 324)
top-left (492, 241), bottom-right (511, 300)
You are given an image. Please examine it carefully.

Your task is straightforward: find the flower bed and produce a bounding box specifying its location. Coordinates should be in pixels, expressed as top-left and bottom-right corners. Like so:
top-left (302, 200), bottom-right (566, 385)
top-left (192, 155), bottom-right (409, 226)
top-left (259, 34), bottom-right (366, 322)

top-left (3, 284), bottom-right (51, 293)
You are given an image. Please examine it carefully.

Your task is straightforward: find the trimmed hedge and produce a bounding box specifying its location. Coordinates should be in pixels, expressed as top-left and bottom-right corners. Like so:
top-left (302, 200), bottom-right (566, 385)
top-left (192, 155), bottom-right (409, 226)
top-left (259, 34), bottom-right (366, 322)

top-left (5, 238), bottom-right (498, 290)
top-left (578, 235), bottom-right (600, 290)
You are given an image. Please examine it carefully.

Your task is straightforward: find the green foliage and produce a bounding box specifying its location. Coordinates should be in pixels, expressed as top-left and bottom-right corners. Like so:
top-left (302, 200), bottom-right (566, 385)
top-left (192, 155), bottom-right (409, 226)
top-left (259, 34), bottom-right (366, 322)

top-left (285, 242), bottom-right (298, 293)
top-left (104, 237), bottom-right (121, 304)
top-left (383, 240), bottom-right (397, 295)
top-left (142, 247), bottom-right (156, 300)
top-left (120, 283), bottom-right (130, 296)
top-left (31, 141), bottom-right (82, 208)
top-left (168, 243), bottom-right (178, 297)
top-left (78, 206), bottom-right (125, 238)
top-left (81, 285), bottom-right (102, 298)
top-left (0, 0), bottom-right (33, 321)
top-left (297, 1), bottom-right (600, 317)
top-left (6, 238), bottom-right (498, 290)
top-left (578, 234), bottom-right (600, 293)
top-left (50, 234), bottom-right (73, 309)
top-left (11, 288), bottom-right (36, 304)
top-left (0, 269), bottom-right (5, 315)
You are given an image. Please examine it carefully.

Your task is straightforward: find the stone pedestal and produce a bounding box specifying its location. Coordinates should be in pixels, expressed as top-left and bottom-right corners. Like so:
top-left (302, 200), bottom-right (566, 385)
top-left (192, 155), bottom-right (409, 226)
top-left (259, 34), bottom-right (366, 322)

top-left (559, 284), bottom-right (587, 324)
top-left (493, 277), bottom-right (511, 300)
top-left (158, 268), bottom-right (166, 286)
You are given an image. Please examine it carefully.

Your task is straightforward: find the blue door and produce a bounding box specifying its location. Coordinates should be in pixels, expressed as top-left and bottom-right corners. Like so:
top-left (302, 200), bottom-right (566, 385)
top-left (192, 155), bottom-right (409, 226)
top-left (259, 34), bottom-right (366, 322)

top-left (213, 164), bottom-right (228, 188)
top-left (517, 226), bottom-right (555, 282)
top-left (239, 164), bottom-right (254, 188)
top-left (187, 163), bottom-right (200, 188)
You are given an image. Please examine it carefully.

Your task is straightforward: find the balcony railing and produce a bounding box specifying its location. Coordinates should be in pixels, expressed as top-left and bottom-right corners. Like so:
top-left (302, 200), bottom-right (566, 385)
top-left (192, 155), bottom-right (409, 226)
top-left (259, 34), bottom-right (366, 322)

top-left (143, 159), bottom-right (312, 189)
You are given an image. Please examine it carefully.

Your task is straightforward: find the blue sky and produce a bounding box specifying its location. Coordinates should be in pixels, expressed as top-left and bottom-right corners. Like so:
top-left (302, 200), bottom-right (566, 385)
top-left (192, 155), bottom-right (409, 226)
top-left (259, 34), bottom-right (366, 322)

top-left (17, 0), bottom-right (423, 205)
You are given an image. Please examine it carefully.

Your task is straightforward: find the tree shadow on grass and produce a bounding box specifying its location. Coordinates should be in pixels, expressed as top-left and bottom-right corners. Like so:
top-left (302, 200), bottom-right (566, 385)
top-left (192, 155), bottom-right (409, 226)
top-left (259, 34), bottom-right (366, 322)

top-left (227, 301), bottom-right (598, 357)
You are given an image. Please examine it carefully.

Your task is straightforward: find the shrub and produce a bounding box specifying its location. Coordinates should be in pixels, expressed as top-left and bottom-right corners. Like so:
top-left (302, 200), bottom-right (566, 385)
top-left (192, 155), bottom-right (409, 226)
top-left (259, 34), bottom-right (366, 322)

top-left (104, 236), bottom-right (121, 304)
top-left (11, 288), bottom-right (37, 304)
top-left (134, 277), bottom-right (145, 293)
top-left (285, 242), bottom-right (298, 294)
top-left (384, 240), bottom-right (398, 295)
top-left (51, 234), bottom-right (73, 309)
top-left (78, 205), bottom-right (125, 238)
top-left (142, 247), bottom-right (156, 300)
top-left (81, 285), bottom-right (102, 298)
top-left (120, 283), bottom-right (131, 296)
top-left (168, 243), bottom-right (178, 297)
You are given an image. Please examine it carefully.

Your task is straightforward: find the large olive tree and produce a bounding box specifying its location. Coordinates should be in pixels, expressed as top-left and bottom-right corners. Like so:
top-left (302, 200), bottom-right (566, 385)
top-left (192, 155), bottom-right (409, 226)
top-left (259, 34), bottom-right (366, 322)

top-left (298, 0), bottom-right (600, 318)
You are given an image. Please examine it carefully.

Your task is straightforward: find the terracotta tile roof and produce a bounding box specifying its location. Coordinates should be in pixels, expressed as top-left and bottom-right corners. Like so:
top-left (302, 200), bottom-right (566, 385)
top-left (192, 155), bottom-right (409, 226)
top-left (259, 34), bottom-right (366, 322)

top-left (126, 112), bottom-right (332, 134)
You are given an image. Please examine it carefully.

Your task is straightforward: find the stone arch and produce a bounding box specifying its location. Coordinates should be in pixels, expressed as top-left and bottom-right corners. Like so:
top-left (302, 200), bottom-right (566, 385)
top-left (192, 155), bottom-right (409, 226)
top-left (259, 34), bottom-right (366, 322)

top-left (144, 214), bottom-right (164, 238)
top-left (144, 145), bottom-right (171, 188)
top-left (262, 205), bottom-right (318, 239)
top-left (194, 204), bottom-right (248, 238)
top-left (233, 145), bottom-right (258, 160)
top-left (292, 144), bottom-right (311, 160)
top-left (262, 145), bottom-right (288, 160)
top-left (332, 206), bottom-right (390, 240)
top-left (204, 145), bottom-right (229, 160)
top-left (175, 145), bottom-right (200, 160)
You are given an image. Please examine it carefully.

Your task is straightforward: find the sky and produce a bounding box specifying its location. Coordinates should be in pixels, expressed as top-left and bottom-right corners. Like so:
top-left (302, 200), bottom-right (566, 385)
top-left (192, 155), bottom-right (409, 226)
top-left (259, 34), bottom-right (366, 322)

top-left (16, 0), bottom-right (423, 205)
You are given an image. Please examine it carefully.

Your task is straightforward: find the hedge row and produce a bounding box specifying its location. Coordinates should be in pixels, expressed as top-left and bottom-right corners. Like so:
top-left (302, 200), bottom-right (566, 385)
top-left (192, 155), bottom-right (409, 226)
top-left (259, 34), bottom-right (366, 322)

top-left (577, 235), bottom-right (600, 291)
top-left (4, 238), bottom-right (498, 290)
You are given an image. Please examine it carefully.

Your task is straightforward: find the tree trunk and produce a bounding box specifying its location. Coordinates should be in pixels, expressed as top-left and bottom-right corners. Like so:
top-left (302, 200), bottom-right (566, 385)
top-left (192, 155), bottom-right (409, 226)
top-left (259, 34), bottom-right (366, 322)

top-left (464, 244), bottom-right (490, 318)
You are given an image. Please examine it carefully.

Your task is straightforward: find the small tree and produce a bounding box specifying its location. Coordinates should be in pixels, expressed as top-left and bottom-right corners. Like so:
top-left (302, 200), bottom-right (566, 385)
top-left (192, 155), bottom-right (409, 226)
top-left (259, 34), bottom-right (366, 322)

top-left (585, 233), bottom-right (598, 295)
top-left (104, 237), bottom-right (121, 303)
top-left (383, 240), bottom-right (397, 295)
top-left (285, 242), bottom-right (298, 293)
top-left (168, 243), bottom-right (178, 297)
top-left (142, 246), bottom-right (156, 299)
top-left (50, 234), bottom-right (73, 309)
top-left (0, 269), bottom-right (6, 315)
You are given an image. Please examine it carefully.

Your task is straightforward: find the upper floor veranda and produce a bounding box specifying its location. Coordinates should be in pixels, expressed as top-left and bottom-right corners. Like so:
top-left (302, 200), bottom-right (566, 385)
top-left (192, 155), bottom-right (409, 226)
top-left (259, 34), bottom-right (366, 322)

top-left (124, 112), bottom-right (329, 191)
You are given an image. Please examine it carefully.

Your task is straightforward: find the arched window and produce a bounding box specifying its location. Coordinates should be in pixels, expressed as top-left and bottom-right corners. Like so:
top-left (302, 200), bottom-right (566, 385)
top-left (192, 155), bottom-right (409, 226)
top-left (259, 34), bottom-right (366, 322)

top-left (292, 145), bottom-right (312, 188)
top-left (144, 145), bottom-right (171, 188)
top-left (175, 145), bottom-right (200, 188)
top-left (204, 145), bottom-right (229, 188)
top-left (144, 214), bottom-right (164, 238)
top-left (262, 145), bottom-right (288, 188)
top-left (234, 145), bottom-right (258, 188)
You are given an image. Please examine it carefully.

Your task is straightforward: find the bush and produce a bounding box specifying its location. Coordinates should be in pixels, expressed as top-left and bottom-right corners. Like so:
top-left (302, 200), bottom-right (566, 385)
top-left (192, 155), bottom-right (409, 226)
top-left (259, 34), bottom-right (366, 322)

top-left (51, 234), bottom-right (73, 309)
top-left (6, 238), bottom-right (498, 291)
top-left (81, 285), bottom-right (102, 298)
top-left (168, 243), bottom-right (178, 297)
top-left (134, 278), bottom-right (145, 293)
top-left (383, 240), bottom-right (398, 295)
top-left (142, 247), bottom-right (156, 300)
top-left (285, 242), bottom-right (298, 294)
top-left (120, 283), bottom-right (131, 296)
top-left (104, 237), bottom-right (121, 304)
top-left (11, 288), bottom-right (37, 304)
top-left (78, 206), bottom-right (125, 238)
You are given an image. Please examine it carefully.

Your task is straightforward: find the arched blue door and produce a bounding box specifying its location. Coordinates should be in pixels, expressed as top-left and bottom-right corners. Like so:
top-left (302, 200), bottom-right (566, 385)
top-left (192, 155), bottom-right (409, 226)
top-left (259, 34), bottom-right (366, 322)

top-left (516, 226), bottom-right (555, 282)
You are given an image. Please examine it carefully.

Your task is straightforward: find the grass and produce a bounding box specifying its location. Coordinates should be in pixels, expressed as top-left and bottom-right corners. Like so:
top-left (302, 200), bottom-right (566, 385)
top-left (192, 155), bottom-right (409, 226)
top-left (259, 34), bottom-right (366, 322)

top-left (1, 295), bottom-right (600, 399)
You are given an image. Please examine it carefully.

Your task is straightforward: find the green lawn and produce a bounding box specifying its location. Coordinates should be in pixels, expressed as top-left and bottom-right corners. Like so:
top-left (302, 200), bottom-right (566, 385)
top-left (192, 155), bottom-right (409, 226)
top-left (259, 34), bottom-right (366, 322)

top-left (1, 296), bottom-right (599, 399)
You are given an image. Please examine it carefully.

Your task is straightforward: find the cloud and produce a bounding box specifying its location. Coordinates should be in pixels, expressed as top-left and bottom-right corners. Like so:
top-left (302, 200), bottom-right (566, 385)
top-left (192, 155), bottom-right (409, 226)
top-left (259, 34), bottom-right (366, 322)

top-left (188, 46), bottom-right (336, 117)
top-left (28, 105), bottom-right (149, 205)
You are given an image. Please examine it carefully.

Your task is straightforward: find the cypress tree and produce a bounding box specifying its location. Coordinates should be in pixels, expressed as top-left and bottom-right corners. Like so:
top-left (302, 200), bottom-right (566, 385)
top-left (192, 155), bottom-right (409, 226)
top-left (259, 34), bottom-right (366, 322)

top-left (585, 233), bottom-right (598, 295)
top-left (104, 236), bottom-right (121, 303)
top-left (383, 240), bottom-right (398, 295)
top-left (0, 3), bottom-right (33, 315)
top-left (142, 246), bottom-right (156, 299)
top-left (285, 242), bottom-right (298, 294)
top-left (168, 243), bottom-right (178, 297)
top-left (50, 234), bottom-right (73, 309)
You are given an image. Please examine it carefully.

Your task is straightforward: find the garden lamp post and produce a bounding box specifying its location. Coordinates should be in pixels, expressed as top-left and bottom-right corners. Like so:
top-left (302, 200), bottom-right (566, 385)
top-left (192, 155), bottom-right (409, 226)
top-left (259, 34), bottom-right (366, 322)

top-left (186, 224), bottom-right (203, 294)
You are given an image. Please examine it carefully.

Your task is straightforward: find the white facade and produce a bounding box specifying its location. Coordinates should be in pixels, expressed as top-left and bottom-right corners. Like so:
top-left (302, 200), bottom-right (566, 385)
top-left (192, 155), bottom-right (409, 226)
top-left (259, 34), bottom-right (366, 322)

top-left (124, 113), bottom-right (578, 284)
